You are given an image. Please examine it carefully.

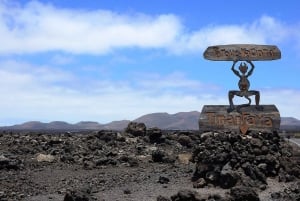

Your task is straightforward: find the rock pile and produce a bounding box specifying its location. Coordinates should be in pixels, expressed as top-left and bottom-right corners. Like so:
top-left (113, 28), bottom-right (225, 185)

top-left (0, 153), bottom-right (23, 170)
top-left (0, 122), bottom-right (299, 200)
top-left (0, 123), bottom-right (198, 171)
top-left (157, 187), bottom-right (260, 201)
top-left (125, 122), bottom-right (147, 137)
top-left (0, 123), bottom-right (200, 200)
top-left (192, 131), bottom-right (300, 189)
top-left (64, 187), bottom-right (99, 201)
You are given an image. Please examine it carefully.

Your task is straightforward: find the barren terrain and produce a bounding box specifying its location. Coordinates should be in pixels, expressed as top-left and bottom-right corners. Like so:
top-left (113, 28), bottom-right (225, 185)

top-left (0, 123), bottom-right (299, 201)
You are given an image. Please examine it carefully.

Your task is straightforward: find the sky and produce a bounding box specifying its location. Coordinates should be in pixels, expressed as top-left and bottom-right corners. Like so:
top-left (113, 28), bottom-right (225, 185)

top-left (0, 0), bottom-right (300, 125)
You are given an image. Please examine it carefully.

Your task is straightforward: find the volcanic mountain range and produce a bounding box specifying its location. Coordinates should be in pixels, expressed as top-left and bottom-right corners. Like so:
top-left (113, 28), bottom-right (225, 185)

top-left (1, 111), bottom-right (300, 131)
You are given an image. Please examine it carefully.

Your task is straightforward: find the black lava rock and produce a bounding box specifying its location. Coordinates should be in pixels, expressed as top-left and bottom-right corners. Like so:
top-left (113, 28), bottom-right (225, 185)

top-left (192, 131), bottom-right (300, 189)
top-left (125, 122), bottom-right (146, 136)
top-left (230, 186), bottom-right (260, 201)
top-left (147, 127), bottom-right (164, 143)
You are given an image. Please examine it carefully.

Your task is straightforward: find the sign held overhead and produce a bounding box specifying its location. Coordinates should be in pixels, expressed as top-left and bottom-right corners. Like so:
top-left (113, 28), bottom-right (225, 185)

top-left (203, 44), bottom-right (281, 61)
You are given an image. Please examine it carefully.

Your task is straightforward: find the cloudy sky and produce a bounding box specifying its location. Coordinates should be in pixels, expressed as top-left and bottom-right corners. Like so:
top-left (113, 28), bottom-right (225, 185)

top-left (0, 0), bottom-right (299, 125)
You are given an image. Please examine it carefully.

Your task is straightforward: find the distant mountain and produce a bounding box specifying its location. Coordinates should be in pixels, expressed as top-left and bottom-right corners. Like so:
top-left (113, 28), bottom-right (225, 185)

top-left (8, 121), bottom-right (78, 130)
top-left (74, 121), bottom-right (102, 130)
top-left (1, 119), bottom-right (130, 131)
top-left (280, 117), bottom-right (300, 131)
top-left (11, 121), bottom-right (47, 130)
top-left (134, 111), bottom-right (200, 130)
top-left (1, 112), bottom-right (300, 131)
top-left (102, 120), bottom-right (130, 130)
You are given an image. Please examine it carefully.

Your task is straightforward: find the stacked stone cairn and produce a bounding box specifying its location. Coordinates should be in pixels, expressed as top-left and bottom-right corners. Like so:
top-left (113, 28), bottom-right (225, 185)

top-left (191, 131), bottom-right (299, 189)
top-left (158, 130), bottom-right (300, 201)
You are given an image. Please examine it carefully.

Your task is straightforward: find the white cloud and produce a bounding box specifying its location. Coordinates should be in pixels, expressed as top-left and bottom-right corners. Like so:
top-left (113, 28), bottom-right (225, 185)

top-left (169, 15), bottom-right (296, 54)
top-left (0, 60), bottom-right (74, 85)
top-left (51, 54), bottom-right (75, 65)
top-left (0, 1), bottom-right (181, 54)
top-left (262, 88), bottom-right (300, 118)
top-left (0, 1), bottom-right (299, 125)
top-left (0, 59), bottom-right (299, 126)
top-left (170, 25), bottom-right (264, 54)
top-left (0, 59), bottom-right (222, 125)
top-left (250, 16), bottom-right (288, 42)
top-left (133, 71), bottom-right (220, 95)
top-left (0, 1), bottom-right (298, 55)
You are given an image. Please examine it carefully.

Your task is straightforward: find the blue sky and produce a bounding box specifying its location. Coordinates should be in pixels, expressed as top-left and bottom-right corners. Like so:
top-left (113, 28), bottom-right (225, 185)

top-left (0, 0), bottom-right (300, 125)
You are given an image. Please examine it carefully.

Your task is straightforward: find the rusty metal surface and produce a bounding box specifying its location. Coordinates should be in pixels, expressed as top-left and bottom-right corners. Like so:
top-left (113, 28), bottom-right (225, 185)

top-left (203, 44), bottom-right (281, 61)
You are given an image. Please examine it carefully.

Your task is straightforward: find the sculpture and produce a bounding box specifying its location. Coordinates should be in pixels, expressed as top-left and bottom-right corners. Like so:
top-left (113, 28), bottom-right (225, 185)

top-left (200, 44), bottom-right (282, 134)
top-left (227, 60), bottom-right (263, 113)
top-left (203, 44), bottom-right (281, 113)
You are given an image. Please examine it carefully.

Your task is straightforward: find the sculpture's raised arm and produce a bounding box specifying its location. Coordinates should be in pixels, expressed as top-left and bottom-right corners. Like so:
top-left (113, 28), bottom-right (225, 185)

top-left (246, 60), bottom-right (255, 77)
top-left (231, 60), bottom-right (240, 77)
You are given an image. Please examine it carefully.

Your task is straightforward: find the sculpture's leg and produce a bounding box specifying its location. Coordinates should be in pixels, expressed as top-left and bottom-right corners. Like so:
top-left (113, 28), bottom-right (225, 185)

top-left (245, 95), bottom-right (251, 105)
top-left (255, 91), bottom-right (260, 105)
top-left (252, 91), bottom-right (263, 111)
top-left (227, 91), bottom-right (235, 113)
top-left (236, 95), bottom-right (251, 113)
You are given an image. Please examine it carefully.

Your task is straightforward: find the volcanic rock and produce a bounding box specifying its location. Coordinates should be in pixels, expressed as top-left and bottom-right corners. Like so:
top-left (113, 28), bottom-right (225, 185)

top-left (147, 127), bottom-right (164, 143)
top-left (125, 121), bottom-right (146, 136)
top-left (157, 195), bottom-right (171, 201)
top-left (152, 149), bottom-right (175, 163)
top-left (0, 154), bottom-right (22, 170)
top-left (219, 162), bottom-right (239, 188)
top-left (270, 181), bottom-right (300, 200)
top-left (64, 187), bottom-right (97, 201)
top-left (192, 177), bottom-right (206, 188)
top-left (166, 189), bottom-right (231, 201)
top-left (230, 186), bottom-right (260, 201)
top-left (192, 131), bottom-right (300, 188)
top-left (170, 189), bottom-right (201, 201)
top-left (123, 189), bottom-right (131, 194)
top-left (94, 130), bottom-right (117, 142)
top-left (158, 176), bottom-right (170, 184)
top-left (178, 135), bottom-right (192, 147)
top-left (36, 153), bottom-right (55, 162)
top-left (177, 153), bottom-right (192, 165)
top-left (0, 126), bottom-right (299, 200)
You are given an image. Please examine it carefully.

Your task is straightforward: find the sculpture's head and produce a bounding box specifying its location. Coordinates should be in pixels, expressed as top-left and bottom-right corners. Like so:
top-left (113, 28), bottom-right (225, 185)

top-left (239, 62), bottom-right (248, 74)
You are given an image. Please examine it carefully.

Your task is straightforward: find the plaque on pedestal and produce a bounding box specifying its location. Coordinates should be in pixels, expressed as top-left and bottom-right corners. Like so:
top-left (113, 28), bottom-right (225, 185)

top-left (199, 105), bottom-right (280, 134)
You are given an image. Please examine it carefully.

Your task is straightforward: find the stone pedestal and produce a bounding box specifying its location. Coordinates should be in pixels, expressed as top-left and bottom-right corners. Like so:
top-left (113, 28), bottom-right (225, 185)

top-left (199, 105), bottom-right (280, 134)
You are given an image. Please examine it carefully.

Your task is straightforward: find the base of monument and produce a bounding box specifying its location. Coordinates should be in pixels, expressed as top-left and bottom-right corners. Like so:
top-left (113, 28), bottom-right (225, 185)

top-left (199, 105), bottom-right (280, 134)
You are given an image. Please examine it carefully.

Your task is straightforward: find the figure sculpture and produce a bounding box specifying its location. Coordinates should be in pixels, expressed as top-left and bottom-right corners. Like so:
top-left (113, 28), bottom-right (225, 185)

top-left (227, 60), bottom-right (263, 113)
top-left (200, 44), bottom-right (281, 133)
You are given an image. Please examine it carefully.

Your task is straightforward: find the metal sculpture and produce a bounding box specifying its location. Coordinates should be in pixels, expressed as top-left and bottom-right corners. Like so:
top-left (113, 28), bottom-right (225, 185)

top-left (203, 44), bottom-right (281, 113)
top-left (227, 60), bottom-right (262, 113)
top-left (199, 44), bottom-right (281, 134)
